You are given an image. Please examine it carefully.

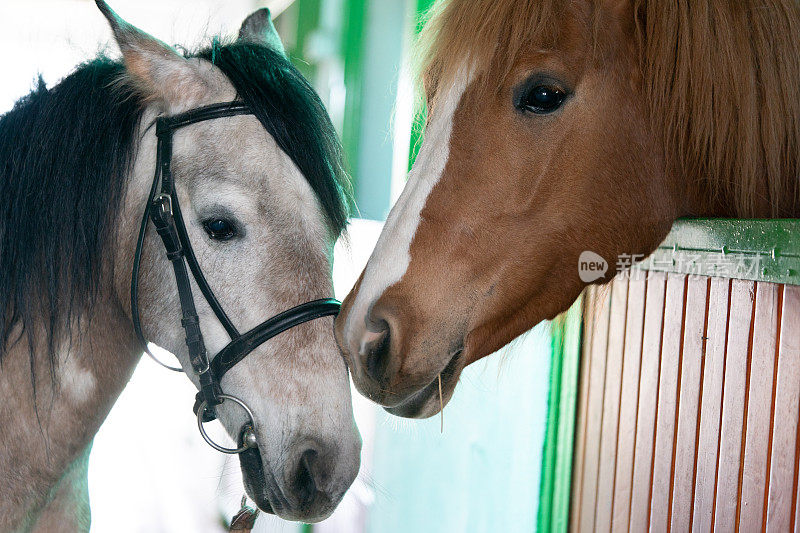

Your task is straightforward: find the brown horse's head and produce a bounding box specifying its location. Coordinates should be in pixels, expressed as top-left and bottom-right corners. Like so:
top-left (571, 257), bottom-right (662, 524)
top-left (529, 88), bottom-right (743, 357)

top-left (336, 0), bottom-right (800, 418)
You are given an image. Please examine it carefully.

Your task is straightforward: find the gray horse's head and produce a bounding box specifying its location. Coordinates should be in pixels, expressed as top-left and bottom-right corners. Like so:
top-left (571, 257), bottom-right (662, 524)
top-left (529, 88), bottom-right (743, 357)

top-left (98, 2), bottom-right (360, 521)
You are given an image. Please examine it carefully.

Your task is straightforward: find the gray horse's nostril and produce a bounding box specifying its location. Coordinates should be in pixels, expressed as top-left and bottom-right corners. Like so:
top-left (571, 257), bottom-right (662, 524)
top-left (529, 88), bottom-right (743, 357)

top-left (283, 439), bottom-right (350, 519)
top-left (291, 448), bottom-right (319, 507)
top-left (363, 323), bottom-right (391, 383)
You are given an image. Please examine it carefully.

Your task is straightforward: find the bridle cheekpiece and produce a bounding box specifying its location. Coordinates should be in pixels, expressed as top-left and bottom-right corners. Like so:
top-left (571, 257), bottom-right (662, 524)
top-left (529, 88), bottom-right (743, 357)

top-left (130, 101), bottom-right (340, 453)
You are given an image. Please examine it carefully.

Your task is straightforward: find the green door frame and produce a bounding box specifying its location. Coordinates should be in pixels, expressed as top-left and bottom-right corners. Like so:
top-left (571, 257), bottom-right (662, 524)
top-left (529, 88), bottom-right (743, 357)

top-left (537, 297), bottom-right (584, 532)
top-left (407, 0), bottom-right (435, 170)
top-left (340, 0), bottom-right (367, 211)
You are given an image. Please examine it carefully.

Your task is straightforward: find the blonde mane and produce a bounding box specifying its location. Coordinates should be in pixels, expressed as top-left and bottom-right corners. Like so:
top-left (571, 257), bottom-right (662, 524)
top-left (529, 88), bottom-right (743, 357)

top-left (415, 0), bottom-right (569, 98)
top-left (417, 0), bottom-right (800, 217)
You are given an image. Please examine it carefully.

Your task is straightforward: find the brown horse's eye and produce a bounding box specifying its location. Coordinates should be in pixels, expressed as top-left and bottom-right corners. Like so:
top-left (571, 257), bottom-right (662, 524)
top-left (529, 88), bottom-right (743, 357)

top-left (202, 218), bottom-right (236, 240)
top-left (520, 85), bottom-right (566, 114)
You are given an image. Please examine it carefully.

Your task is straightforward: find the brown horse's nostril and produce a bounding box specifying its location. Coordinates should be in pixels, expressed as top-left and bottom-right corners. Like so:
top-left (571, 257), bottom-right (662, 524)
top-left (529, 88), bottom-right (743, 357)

top-left (363, 323), bottom-right (391, 383)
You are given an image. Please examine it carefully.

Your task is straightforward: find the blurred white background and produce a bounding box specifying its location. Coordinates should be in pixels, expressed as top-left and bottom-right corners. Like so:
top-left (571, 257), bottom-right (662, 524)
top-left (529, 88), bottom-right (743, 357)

top-left (1, 0), bottom-right (292, 113)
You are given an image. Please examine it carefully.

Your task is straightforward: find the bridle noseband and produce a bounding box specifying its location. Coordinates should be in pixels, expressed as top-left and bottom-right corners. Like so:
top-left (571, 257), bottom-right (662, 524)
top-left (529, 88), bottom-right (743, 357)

top-left (131, 101), bottom-right (340, 454)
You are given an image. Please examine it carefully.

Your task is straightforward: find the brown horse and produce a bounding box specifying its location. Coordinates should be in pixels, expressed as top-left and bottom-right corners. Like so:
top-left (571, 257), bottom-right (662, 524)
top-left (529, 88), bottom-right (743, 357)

top-left (335, 0), bottom-right (800, 418)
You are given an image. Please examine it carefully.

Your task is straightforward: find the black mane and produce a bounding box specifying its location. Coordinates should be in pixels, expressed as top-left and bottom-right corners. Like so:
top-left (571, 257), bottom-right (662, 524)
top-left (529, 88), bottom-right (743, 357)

top-left (197, 41), bottom-right (350, 235)
top-left (0, 58), bottom-right (143, 368)
top-left (0, 41), bottom-right (350, 369)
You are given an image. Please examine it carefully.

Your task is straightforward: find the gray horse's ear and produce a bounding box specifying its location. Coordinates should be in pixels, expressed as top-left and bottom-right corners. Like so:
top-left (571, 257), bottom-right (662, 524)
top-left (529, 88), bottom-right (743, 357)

top-left (238, 8), bottom-right (286, 56)
top-left (95, 0), bottom-right (209, 107)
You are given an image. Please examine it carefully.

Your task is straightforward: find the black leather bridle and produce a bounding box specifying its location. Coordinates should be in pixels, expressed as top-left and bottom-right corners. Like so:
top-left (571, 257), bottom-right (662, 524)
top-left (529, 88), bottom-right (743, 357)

top-left (131, 101), bottom-right (341, 453)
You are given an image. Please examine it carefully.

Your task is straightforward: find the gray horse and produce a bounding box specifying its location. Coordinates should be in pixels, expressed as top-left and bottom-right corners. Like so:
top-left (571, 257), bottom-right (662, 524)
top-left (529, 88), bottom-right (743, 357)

top-left (0, 3), bottom-right (360, 530)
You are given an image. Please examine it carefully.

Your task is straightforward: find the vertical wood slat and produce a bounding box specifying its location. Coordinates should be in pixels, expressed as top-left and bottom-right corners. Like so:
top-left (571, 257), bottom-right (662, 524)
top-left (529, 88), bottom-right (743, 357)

top-left (669, 276), bottom-right (709, 531)
top-left (766, 286), bottom-right (800, 531)
top-left (629, 272), bottom-right (668, 530)
top-left (713, 280), bottom-right (756, 530)
top-left (594, 278), bottom-right (629, 531)
top-left (692, 277), bottom-right (732, 530)
top-left (649, 274), bottom-right (688, 530)
top-left (611, 277), bottom-right (647, 531)
top-left (570, 278), bottom-right (798, 532)
top-left (738, 283), bottom-right (780, 530)
top-left (578, 287), bottom-right (612, 532)
top-left (570, 289), bottom-right (595, 531)
top-left (796, 487), bottom-right (800, 533)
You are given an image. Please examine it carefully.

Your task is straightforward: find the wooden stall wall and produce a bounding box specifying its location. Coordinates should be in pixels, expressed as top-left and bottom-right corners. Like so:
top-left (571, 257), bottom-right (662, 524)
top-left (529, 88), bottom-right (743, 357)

top-left (570, 273), bottom-right (800, 532)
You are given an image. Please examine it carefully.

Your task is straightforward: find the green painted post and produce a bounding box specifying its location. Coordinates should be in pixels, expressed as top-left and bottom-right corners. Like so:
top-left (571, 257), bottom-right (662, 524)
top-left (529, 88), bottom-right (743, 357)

top-left (340, 0), bottom-right (367, 207)
top-left (284, 0), bottom-right (365, 214)
top-left (408, 0), bottom-right (435, 170)
top-left (537, 296), bottom-right (583, 532)
top-left (537, 316), bottom-right (566, 532)
top-left (291, 0), bottom-right (322, 81)
top-left (551, 300), bottom-right (583, 531)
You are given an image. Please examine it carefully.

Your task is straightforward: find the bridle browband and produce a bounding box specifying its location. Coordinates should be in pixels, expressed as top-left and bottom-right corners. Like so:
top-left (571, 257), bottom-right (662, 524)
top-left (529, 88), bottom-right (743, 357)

top-left (131, 101), bottom-right (341, 453)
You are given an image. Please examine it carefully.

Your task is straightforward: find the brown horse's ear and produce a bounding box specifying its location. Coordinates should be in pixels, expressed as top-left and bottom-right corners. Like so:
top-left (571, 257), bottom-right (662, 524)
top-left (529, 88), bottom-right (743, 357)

top-left (95, 0), bottom-right (209, 106)
top-left (238, 8), bottom-right (286, 56)
top-left (597, 0), bottom-right (644, 41)
top-left (604, 0), bottom-right (646, 22)
top-left (600, 0), bottom-right (633, 12)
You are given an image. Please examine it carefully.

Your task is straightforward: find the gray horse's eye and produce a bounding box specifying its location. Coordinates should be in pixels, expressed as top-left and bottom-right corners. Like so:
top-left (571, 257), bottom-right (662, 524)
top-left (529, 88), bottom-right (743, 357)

top-left (202, 218), bottom-right (237, 241)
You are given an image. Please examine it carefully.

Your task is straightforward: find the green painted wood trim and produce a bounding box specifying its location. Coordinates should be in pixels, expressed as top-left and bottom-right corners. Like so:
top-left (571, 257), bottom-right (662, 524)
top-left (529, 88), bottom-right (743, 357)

top-left (636, 218), bottom-right (800, 285)
top-left (551, 299), bottom-right (583, 531)
top-left (537, 320), bottom-right (564, 532)
top-left (408, 106), bottom-right (427, 171)
top-left (292, 0), bottom-right (322, 80)
top-left (414, 0), bottom-right (436, 32)
top-left (407, 0), bottom-right (435, 170)
top-left (341, 0), bottom-right (367, 207)
top-left (537, 295), bottom-right (584, 532)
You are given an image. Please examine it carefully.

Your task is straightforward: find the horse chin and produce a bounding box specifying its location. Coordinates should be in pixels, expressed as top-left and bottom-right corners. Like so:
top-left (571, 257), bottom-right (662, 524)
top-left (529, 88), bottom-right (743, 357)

top-left (384, 379), bottom-right (440, 418)
top-left (385, 350), bottom-right (462, 418)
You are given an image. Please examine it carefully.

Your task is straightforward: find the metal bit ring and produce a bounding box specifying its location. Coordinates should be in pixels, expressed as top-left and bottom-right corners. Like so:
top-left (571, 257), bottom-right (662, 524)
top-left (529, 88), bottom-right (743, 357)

top-left (196, 394), bottom-right (258, 454)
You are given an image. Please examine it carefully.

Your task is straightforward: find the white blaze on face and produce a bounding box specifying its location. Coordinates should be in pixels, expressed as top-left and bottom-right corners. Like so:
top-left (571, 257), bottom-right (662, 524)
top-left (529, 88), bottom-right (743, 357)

top-left (342, 66), bottom-right (473, 353)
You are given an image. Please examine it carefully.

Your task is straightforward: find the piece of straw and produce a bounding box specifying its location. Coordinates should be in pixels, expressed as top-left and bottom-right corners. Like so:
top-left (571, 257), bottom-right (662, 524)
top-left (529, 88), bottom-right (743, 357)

top-left (438, 374), bottom-right (444, 433)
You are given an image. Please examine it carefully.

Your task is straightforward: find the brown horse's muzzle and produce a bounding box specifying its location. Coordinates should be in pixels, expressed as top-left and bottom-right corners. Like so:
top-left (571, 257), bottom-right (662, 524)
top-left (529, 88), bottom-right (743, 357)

top-left (335, 278), bottom-right (467, 418)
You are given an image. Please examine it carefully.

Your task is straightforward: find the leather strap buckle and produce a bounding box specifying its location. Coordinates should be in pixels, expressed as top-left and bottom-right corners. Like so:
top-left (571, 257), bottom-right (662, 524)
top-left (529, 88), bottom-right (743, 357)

top-left (153, 193), bottom-right (172, 218)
